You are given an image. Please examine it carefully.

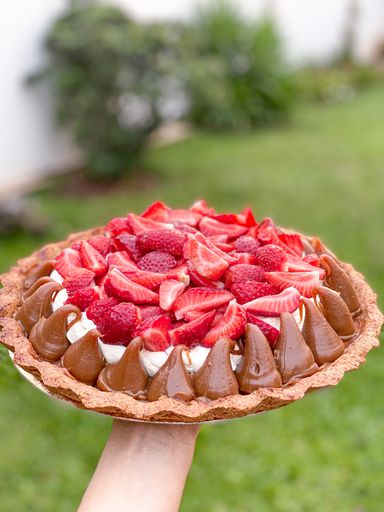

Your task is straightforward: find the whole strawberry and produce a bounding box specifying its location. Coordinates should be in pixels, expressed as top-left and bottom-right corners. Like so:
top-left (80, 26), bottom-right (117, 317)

top-left (255, 244), bottom-right (287, 272)
top-left (137, 228), bottom-right (186, 257)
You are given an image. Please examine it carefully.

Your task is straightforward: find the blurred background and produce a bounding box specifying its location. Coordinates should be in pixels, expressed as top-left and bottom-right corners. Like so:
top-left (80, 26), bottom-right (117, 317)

top-left (1, 0), bottom-right (383, 510)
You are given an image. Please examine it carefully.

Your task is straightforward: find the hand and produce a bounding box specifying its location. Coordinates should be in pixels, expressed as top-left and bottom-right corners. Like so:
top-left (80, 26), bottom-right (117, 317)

top-left (78, 419), bottom-right (199, 512)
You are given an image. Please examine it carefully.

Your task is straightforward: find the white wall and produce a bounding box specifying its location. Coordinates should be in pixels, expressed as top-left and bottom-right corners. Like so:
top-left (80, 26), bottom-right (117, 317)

top-left (1, 0), bottom-right (384, 196)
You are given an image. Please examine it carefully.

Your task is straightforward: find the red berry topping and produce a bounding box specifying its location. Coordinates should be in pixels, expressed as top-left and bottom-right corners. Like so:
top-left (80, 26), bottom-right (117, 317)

top-left (246, 313), bottom-right (279, 346)
top-left (121, 269), bottom-right (169, 290)
top-left (224, 264), bottom-right (265, 288)
top-left (141, 201), bottom-right (169, 221)
top-left (87, 297), bottom-right (120, 327)
top-left (278, 232), bottom-right (303, 257)
top-left (135, 315), bottom-right (171, 351)
top-left (233, 252), bottom-right (258, 265)
top-left (285, 254), bottom-right (325, 279)
top-left (127, 213), bottom-right (169, 235)
top-left (100, 302), bottom-right (141, 345)
top-left (169, 310), bottom-right (216, 347)
top-left (303, 253), bottom-right (321, 267)
top-left (190, 199), bottom-right (216, 217)
top-left (80, 241), bottom-right (107, 277)
top-left (66, 287), bottom-right (100, 311)
top-left (185, 236), bottom-right (228, 280)
top-left (104, 268), bottom-right (159, 304)
top-left (265, 270), bottom-right (320, 298)
top-left (234, 236), bottom-right (260, 255)
top-left (138, 251), bottom-right (178, 273)
top-left (112, 233), bottom-right (141, 261)
top-left (243, 286), bottom-right (301, 317)
top-left (139, 306), bottom-right (164, 321)
top-left (199, 216), bottom-right (248, 240)
top-left (231, 281), bottom-right (279, 304)
top-left (55, 248), bottom-right (82, 277)
top-left (202, 300), bottom-right (247, 347)
top-left (255, 244), bottom-right (287, 271)
top-left (88, 235), bottom-right (111, 257)
top-left (105, 217), bottom-right (131, 237)
top-left (107, 251), bottom-right (138, 271)
top-left (63, 268), bottom-right (95, 297)
top-left (159, 279), bottom-right (186, 311)
top-left (137, 228), bottom-right (186, 257)
top-left (187, 262), bottom-right (224, 289)
top-left (173, 287), bottom-right (233, 320)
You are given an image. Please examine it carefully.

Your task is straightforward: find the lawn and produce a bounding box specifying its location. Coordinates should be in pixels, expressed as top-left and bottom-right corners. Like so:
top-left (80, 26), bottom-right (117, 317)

top-left (1, 87), bottom-right (383, 512)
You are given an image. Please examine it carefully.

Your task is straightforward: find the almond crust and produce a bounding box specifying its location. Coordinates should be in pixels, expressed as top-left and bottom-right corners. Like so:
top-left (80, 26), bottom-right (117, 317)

top-left (0, 228), bottom-right (382, 423)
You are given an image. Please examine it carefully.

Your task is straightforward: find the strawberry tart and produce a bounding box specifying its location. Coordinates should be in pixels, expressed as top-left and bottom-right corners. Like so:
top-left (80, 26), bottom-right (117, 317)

top-left (0, 201), bottom-right (382, 422)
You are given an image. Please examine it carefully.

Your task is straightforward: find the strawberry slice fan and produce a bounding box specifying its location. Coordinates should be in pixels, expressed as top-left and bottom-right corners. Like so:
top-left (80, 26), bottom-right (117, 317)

top-left (0, 200), bottom-right (382, 423)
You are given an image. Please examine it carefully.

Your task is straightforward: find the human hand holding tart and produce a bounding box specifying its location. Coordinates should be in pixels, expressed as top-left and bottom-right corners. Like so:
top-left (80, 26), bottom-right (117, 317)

top-left (0, 201), bottom-right (382, 422)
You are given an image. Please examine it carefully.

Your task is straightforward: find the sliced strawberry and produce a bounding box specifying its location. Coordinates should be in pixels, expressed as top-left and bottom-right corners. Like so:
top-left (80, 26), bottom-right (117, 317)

top-left (254, 244), bottom-right (287, 271)
top-left (99, 302), bottom-right (141, 345)
top-left (106, 251), bottom-right (139, 271)
top-left (172, 222), bottom-right (199, 234)
top-left (137, 228), bottom-right (186, 257)
top-left (80, 241), bottom-right (107, 277)
top-left (173, 287), bottom-right (233, 320)
top-left (201, 300), bottom-right (247, 347)
top-left (66, 287), bottom-right (100, 311)
top-left (63, 268), bottom-right (95, 297)
top-left (224, 264), bottom-right (265, 288)
top-left (234, 236), bottom-right (260, 255)
top-left (238, 207), bottom-right (257, 227)
top-left (86, 297), bottom-right (120, 326)
top-left (55, 248), bottom-right (82, 277)
top-left (243, 286), bottom-right (301, 317)
top-left (231, 281), bottom-right (279, 304)
top-left (233, 252), bottom-right (258, 265)
top-left (135, 315), bottom-right (171, 351)
top-left (278, 231), bottom-right (303, 257)
top-left (246, 313), bottom-right (279, 346)
top-left (121, 269), bottom-right (168, 290)
top-left (159, 279), bottom-right (186, 311)
top-left (214, 242), bottom-right (235, 253)
top-left (167, 209), bottom-right (201, 226)
top-left (187, 262), bottom-right (224, 289)
top-left (141, 201), bottom-right (169, 221)
top-left (167, 265), bottom-right (190, 286)
top-left (138, 251), bottom-right (177, 273)
top-left (112, 233), bottom-right (141, 260)
top-left (127, 213), bottom-right (169, 235)
top-left (208, 234), bottom-right (229, 243)
top-left (169, 310), bottom-right (216, 346)
top-left (104, 268), bottom-right (159, 304)
top-left (199, 216), bottom-right (248, 240)
top-left (265, 270), bottom-right (320, 297)
top-left (88, 235), bottom-right (112, 257)
top-left (185, 236), bottom-right (229, 280)
top-left (285, 253), bottom-right (325, 278)
top-left (105, 217), bottom-right (131, 237)
top-left (139, 306), bottom-right (164, 320)
top-left (213, 213), bottom-right (239, 224)
top-left (303, 253), bottom-right (321, 267)
top-left (255, 218), bottom-right (280, 245)
top-left (190, 200), bottom-right (215, 216)
top-left (193, 233), bottom-right (238, 265)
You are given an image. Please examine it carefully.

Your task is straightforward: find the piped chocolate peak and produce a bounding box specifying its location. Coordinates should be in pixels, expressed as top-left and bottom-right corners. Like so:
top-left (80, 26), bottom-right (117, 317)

top-left (62, 330), bottom-right (105, 385)
top-left (236, 324), bottom-right (282, 393)
top-left (315, 286), bottom-right (357, 340)
top-left (23, 277), bottom-right (52, 301)
top-left (320, 254), bottom-right (361, 316)
top-left (301, 298), bottom-right (344, 365)
top-left (16, 281), bottom-right (62, 334)
top-left (195, 338), bottom-right (239, 400)
top-left (147, 346), bottom-right (195, 402)
top-left (29, 304), bottom-right (81, 361)
top-left (24, 260), bottom-right (55, 290)
top-left (274, 312), bottom-right (318, 384)
top-left (97, 337), bottom-right (148, 398)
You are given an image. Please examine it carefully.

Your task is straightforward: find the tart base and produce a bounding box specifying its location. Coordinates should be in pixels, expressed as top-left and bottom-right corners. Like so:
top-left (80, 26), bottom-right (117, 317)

top-left (0, 229), bottom-right (382, 423)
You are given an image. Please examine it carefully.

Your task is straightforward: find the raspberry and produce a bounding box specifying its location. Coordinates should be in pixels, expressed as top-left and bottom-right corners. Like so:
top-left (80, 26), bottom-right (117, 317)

top-left (255, 244), bottom-right (287, 271)
top-left (138, 251), bottom-right (177, 273)
top-left (99, 302), bottom-right (141, 345)
top-left (234, 236), bottom-right (260, 255)
top-left (137, 228), bottom-right (186, 257)
top-left (63, 268), bottom-right (95, 297)
top-left (231, 281), bottom-right (279, 304)
top-left (224, 264), bottom-right (265, 289)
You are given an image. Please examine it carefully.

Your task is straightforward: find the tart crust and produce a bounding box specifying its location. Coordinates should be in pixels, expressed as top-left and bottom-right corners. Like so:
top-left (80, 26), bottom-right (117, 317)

top-left (0, 228), bottom-right (382, 423)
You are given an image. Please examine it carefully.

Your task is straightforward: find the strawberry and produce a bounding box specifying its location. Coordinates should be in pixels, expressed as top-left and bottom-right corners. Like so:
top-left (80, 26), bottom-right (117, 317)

top-left (246, 313), bottom-right (279, 346)
top-left (121, 269), bottom-right (168, 290)
top-left (234, 236), bottom-right (260, 255)
top-left (184, 236), bottom-right (228, 280)
top-left (172, 222), bottom-right (198, 234)
top-left (138, 251), bottom-right (178, 273)
top-left (100, 302), bottom-right (141, 345)
top-left (173, 287), bottom-right (233, 320)
top-left (139, 306), bottom-right (164, 320)
top-left (66, 287), bottom-right (100, 311)
top-left (233, 252), bottom-right (258, 265)
top-left (55, 248), bottom-right (82, 277)
top-left (187, 262), bottom-right (225, 289)
top-left (193, 233), bottom-right (238, 265)
top-left (86, 297), bottom-right (120, 327)
top-left (104, 268), bottom-right (159, 304)
top-left (208, 234), bottom-right (229, 243)
top-left (224, 264), bottom-right (265, 288)
top-left (159, 279), bottom-right (186, 311)
top-left (112, 233), bottom-right (141, 260)
top-left (88, 235), bottom-right (111, 257)
top-left (278, 231), bottom-right (303, 257)
top-left (285, 254), bottom-right (325, 278)
top-left (255, 218), bottom-right (280, 245)
top-left (63, 268), bottom-right (95, 297)
top-left (80, 241), bottom-right (107, 277)
top-left (135, 315), bottom-right (171, 351)
top-left (201, 300), bottom-right (247, 347)
top-left (167, 209), bottom-right (201, 226)
top-left (141, 201), bottom-right (169, 221)
top-left (199, 217), bottom-right (248, 240)
top-left (243, 286), bottom-right (301, 316)
top-left (254, 244), bottom-right (287, 272)
top-left (169, 310), bottom-right (216, 346)
top-left (190, 200), bottom-right (216, 216)
top-left (105, 217), bottom-right (131, 237)
top-left (137, 228), bottom-right (186, 257)
top-left (231, 281), bottom-right (279, 304)
top-left (214, 242), bottom-right (235, 253)
top-left (127, 213), bottom-right (169, 235)
top-left (238, 207), bottom-right (257, 227)
top-left (265, 270), bottom-right (320, 297)
top-left (106, 251), bottom-right (138, 271)
top-left (303, 253), bottom-right (321, 267)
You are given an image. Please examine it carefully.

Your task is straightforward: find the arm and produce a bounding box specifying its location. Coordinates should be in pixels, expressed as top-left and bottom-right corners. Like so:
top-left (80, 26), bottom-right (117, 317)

top-left (78, 419), bottom-right (199, 512)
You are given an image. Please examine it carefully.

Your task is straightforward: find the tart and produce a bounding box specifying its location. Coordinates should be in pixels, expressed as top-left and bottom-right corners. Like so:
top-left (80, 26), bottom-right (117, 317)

top-left (0, 201), bottom-right (382, 423)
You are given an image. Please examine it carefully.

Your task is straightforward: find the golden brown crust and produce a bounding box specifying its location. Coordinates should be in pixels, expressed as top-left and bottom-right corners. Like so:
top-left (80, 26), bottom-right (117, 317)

top-left (0, 228), bottom-right (382, 423)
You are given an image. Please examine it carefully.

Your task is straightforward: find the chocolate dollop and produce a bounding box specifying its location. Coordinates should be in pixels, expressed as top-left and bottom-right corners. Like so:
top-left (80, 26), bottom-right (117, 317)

top-left (23, 277), bottom-right (52, 301)
top-left (62, 330), bottom-right (105, 385)
top-left (97, 337), bottom-right (149, 398)
top-left (274, 312), bottom-right (318, 384)
top-left (320, 254), bottom-right (361, 316)
top-left (29, 304), bottom-right (81, 361)
top-left (24, 260), bottom-right (55, 290)
top-left (315, 286), bottom-right (357, 340)
top-left (194, 338), bottom-right (239, 400)
top-left (235, 324), bottom-right (282, 393)
top-left (301, 298), bottom-right (344, 365)
top-left (147, 346), bottom-right (195, 402)
top-left (16, 281), bottom-right (62, 334)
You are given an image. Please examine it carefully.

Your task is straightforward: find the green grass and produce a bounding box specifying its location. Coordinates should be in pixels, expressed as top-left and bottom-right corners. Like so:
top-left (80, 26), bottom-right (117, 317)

top-left (1, 87), bottom-right (383, 511)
